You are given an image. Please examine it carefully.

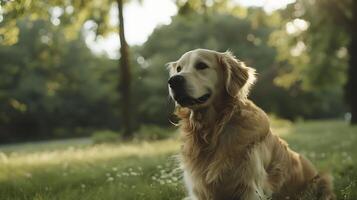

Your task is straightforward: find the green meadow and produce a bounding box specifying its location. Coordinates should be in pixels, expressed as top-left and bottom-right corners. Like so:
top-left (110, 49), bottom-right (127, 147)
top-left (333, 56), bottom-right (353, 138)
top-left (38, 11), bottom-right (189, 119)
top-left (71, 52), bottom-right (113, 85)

top-left (0, 120), bottom-right (356, 200)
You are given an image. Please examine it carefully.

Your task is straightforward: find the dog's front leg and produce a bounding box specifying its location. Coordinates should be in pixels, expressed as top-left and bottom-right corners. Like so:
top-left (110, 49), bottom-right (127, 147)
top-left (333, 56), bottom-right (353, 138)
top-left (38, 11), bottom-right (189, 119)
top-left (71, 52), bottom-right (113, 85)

top-left (240, 183), bottom-right (272, 200)
top-left (183, 171), bottom-right (198, 200)
top-left (266, 164), bottom-right (285, 192)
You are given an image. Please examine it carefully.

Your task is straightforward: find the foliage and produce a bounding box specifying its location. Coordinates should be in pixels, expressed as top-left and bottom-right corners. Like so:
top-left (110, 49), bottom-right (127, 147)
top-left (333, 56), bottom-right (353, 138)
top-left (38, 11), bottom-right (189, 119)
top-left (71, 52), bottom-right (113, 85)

top-left (0, 120), bottom-right (356, 199)
top-left (91, 130), bottom-right (121, 144)
top-left (0, 0), bottom-right (115, 44)
top-left (270, 0), bottom-right (357, 123)
top-left (0, 19), bottom-right (119, 143)
top-left (270, 0), bottom-right (350, 90)
top-left (175, 0), bottom-right (248, 17)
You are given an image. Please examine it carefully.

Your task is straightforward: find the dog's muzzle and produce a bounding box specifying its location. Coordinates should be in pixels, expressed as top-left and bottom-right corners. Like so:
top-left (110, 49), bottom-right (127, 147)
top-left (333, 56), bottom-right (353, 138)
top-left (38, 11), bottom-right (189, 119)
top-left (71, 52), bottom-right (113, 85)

top-left (168, 75), bottom-right (211, 107)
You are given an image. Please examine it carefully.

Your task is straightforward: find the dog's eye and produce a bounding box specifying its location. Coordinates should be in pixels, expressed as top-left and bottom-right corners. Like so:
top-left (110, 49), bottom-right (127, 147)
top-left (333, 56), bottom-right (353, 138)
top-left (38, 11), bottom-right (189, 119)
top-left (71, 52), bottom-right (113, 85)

top-left (195, 62), bottom-right (208, 70)
top-left (176, 66), bottom-right (182, 73)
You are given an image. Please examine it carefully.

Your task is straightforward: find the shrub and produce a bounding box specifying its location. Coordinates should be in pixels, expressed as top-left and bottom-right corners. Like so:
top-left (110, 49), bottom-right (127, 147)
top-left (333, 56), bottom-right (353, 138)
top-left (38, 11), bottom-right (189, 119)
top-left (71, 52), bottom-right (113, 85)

top-left (134, 125), bottom-right (173, 141)
top-left (91, 130), bottom-right (121, 144)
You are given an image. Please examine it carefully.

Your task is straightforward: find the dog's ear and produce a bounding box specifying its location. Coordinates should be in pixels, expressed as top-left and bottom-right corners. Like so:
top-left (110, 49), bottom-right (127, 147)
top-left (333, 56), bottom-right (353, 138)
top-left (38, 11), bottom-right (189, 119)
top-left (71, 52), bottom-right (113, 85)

top-left (219, 51), bottom-right (256, 99)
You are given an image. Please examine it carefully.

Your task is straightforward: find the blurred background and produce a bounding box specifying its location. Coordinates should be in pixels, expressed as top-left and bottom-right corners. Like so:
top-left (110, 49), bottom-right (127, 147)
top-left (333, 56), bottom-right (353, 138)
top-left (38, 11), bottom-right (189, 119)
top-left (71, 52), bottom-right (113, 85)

top-left (0, 0), bottom-right (356, 199)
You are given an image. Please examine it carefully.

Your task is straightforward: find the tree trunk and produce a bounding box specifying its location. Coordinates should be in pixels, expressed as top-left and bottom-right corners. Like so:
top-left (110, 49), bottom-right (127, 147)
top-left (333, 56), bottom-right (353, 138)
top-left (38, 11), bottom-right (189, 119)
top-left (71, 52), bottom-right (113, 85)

top-left (347, 38), bottom-right (357, 125)
top-left (117, 0), bottom-right (132, 137)
top-left (346, 1), bottom-right (357, 125)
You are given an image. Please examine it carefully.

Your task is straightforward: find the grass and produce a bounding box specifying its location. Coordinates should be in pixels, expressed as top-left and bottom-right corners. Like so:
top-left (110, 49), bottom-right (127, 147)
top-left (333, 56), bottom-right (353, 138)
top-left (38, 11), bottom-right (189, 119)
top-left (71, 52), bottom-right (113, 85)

top-left (0, 120), bottom-right (356, 200)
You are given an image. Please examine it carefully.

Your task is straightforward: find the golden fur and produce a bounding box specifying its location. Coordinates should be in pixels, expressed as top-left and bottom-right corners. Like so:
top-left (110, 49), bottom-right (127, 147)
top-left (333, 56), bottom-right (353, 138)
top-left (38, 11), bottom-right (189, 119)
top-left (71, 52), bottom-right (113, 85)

top-left (171, 50), bottom-right (335, 200)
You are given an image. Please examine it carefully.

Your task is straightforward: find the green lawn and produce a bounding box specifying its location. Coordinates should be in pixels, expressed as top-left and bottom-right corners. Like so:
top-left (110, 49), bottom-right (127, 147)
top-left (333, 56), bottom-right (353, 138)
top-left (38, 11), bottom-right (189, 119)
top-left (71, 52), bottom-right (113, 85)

top-left (0, 120), bottom-right (356, 200)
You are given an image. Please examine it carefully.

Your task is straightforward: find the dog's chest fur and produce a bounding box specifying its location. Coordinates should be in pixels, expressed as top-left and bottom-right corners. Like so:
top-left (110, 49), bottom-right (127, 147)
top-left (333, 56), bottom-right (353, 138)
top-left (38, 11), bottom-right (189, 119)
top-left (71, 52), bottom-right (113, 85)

top-left (179, 105), bottom-right (273, 200)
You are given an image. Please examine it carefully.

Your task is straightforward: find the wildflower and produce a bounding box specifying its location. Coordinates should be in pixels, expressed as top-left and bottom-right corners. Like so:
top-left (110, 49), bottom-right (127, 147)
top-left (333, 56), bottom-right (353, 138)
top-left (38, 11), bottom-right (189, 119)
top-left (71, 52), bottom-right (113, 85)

top-left (130, 172), bottom-right (138, 176)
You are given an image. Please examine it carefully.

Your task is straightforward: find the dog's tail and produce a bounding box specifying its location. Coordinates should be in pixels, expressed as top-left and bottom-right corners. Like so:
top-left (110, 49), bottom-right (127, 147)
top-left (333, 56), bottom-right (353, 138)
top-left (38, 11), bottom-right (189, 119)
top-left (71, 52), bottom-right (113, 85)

top-left (314, 172), bottom-right (336, 200)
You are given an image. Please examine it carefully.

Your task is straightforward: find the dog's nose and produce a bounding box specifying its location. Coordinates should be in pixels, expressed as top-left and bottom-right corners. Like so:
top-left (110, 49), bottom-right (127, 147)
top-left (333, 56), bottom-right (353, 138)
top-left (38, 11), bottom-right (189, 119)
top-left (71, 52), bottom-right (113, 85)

top-left (168, 75), bottom-right (185, 89)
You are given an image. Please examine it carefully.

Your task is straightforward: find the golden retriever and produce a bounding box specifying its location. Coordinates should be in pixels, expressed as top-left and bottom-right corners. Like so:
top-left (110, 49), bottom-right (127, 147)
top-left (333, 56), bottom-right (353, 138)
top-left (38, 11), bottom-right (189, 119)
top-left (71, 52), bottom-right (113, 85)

top-left (167, 49), bottom-right (335, 200)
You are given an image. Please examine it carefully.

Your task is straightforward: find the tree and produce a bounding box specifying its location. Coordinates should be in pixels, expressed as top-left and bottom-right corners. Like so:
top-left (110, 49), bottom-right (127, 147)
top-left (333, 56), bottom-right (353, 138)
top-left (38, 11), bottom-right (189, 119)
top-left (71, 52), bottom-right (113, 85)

top-left (270, 0), bottom-right (356, 124)
top-left (0, 0), bottom-right (137, 135)
top-left (346, 1), bottom-right (357, 124)
top-left (117, 0), bottom-right (132, 138)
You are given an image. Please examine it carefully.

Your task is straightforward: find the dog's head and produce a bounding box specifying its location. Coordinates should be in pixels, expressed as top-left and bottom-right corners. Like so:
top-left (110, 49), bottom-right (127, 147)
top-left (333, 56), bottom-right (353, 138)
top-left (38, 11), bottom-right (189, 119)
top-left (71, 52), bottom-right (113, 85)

top-left (167, 49), bottom-right (256, 109)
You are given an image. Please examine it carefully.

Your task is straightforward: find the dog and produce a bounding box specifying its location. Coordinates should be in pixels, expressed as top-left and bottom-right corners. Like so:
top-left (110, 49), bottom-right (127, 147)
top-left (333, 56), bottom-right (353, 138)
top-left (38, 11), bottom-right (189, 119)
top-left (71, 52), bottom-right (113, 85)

top-left (167, 49), bottom-right (335, 200)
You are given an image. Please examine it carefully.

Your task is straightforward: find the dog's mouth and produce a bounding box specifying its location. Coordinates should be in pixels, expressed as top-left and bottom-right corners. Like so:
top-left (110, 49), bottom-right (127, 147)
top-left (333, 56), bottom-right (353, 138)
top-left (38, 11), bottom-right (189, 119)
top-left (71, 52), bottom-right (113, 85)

top-left (174, 93), bottom-right (212, 107)
top-left (196, 93), bottom-right (211, 103)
